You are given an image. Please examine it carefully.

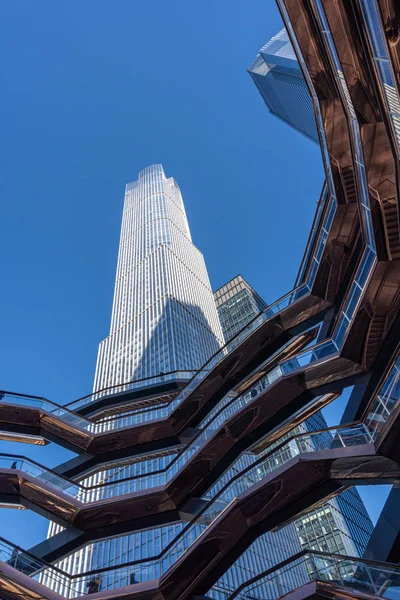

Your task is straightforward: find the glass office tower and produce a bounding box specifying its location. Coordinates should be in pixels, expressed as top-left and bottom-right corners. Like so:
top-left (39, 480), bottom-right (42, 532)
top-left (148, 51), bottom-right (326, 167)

top-left (94, 163), bottom-right (224, 392)
top-left (248, 28), bottom-right (319, 143)
top-left (214, 275), bottom-right (268, 343)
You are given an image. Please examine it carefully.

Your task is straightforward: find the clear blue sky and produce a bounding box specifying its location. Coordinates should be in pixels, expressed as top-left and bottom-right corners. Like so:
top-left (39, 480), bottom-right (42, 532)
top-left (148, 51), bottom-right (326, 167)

top-left (0, 0), bottom-right (388, 550)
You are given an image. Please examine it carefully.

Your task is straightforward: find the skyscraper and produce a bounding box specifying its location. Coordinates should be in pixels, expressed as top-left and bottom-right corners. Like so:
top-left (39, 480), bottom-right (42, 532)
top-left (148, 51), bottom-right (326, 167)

top-left (214, 275), bottom-right (267, 343)
top-left (94, 164), bottom-right (224, 391)
top-left (248, 28), bottom-right (319, 143)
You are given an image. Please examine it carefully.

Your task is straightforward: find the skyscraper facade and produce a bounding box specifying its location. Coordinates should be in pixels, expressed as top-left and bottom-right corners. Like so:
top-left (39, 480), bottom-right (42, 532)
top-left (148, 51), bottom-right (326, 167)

top-left (214, 275), bottom-right (268, 343)
top-left (94, 163), bottom-right (224, 392)
top-left (248, 28), bottom-right (319, 143)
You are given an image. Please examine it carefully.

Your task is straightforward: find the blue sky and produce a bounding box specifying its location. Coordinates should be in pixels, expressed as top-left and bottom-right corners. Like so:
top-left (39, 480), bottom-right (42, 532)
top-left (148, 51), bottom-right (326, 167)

top-left (0, 0), bottom-right (389, 549)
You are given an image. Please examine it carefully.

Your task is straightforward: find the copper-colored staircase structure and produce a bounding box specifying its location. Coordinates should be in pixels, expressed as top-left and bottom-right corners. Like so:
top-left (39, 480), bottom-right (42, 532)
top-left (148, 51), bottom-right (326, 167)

top-left (1, 0), bottom-right (400, 599)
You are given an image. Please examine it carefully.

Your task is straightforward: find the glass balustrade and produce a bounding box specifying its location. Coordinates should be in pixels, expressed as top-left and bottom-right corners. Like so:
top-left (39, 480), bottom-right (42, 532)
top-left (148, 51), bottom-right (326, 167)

top-left (0, 391), bottom-right (172, 434)
top-left (366, 354), bottom-right (400, 437)
top-left (213, 551), bottom-right (400, 600)
top-left (0, 424), bottom-right (374, 598)
top-left (0, 456), bottom-right (82, 498)
top-left (295, 184), bottom-right (329, 286)
top-left (0, 320), bottom-right (374, 497)
top-left (66, 370), bottom-right (196, 412)
top-left (0, 392), bottom-right (92, 430)
top-left (358, 0), bottom-right (400, 154)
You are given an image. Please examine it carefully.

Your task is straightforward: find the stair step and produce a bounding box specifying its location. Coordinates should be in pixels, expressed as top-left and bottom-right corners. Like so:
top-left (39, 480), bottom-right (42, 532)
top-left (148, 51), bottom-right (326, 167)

top-left (385, 206), bottom-right (398, 214)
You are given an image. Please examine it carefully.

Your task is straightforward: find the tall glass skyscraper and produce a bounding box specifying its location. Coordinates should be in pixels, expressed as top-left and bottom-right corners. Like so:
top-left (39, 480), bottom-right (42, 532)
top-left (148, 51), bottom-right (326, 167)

top-left (248, 28), bottom-right (319, 143)
top-left (94, 163), bottom-right (224, 391)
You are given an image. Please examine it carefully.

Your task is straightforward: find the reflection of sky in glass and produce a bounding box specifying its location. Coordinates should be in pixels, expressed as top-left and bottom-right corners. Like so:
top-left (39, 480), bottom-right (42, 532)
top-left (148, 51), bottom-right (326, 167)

top-left (359, 0), bottom-right (400, 152)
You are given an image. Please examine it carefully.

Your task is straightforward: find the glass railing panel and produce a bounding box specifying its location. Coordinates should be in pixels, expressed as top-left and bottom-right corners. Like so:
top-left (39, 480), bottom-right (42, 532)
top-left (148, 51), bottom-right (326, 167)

top-left (355, 247), bottom-right (375, 289)
top-left (0, 539), bottom-right (78, 597)
top-left (0, 421), bottom-right (371, 507)
top-left (307, 257), bottom-right (319, 286)
top-left (0, 392), bottom-right (46, 410)
top-left (0, 426), bottom-right (375, 597)
top-left (67, 371), bottom-right (195, 412)
top-left (315, 555), bottom-right (400, 598)
top-left (280, 340), bottom-right (338, 375)
top-left (334, 313), bottom-right (351, 348)
top-left (324, 197), bottom-right (336, 232)
top-left (313, 227), bottom-right (329, 264)
top-left (0, 456), bottom-right (81, 498)
top-left (161, 425), bottom-right (371, 580)
top-left (359, 0), bottom-right (400, 153)
top-left (166, 287), bottom-right (312, 417)
top-left (289, 283), bottom-right (310, 302)
top-left (0, 393), bottom-right (92, 431)
top-left (366, 354), bottom-right (400, 436)
top-left (158, 425), bottom-right (372, 582)
top-left (296, 185), bottom-right (329, 285)
top-left (200, 394), bottom-right (238, 429)
top-left (89, 403), bottom-right (171, 433)
top-left (0, 390), bottom-right (175, 434)
top-left (360, 0), bottom-right (390, 58)
top-left (312, 1), bottom-right (377, 254)
top-left (343, 283), bottom-right (362, 322)
top-left (225, 552), bottom-right (400, 600)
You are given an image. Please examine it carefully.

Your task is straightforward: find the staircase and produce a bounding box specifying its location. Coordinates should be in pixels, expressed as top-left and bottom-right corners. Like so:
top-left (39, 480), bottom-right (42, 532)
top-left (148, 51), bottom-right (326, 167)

top-left (382, 202), bottom-right (400, 259)
top-left (341, 167), bottom-right (357, 203)
top-left (326, 259), bottom-right (343, 301)
top-left (364, 314), bottom-right (387, 368)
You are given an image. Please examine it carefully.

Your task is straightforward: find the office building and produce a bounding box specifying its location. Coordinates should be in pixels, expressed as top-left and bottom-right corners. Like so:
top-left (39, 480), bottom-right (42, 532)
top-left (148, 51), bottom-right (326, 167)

top-left (248, 28), bottom-right (319, 143)
top-left (214, 275), bottom-right (267, 343)
top-left (93, 163), bottom-right (224, 391)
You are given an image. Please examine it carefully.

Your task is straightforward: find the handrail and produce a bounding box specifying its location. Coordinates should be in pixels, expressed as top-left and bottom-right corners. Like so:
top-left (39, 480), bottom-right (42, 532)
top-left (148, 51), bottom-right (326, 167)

top-left (295, 182), bottom-right (329, 287)
top-left (0, 324), bottom-right (319, 440)
top-left (0, 370), bottom-right (196, 414)
top-left (1, 543), bottom-right (398, 599)
top-left (224, 549), bottom-right (400, 600)
top-left (357, 0), bottom-right (400, 157)
top-left (370, 186), bottom-right (393, 260)
top-left (0, 423), bottom-right (373, 586)
top-left (364, 347), bottom-right (400, 438)
top-left (65, 369), bottom-right (197, 409)
top-left (0, 420), bottom-right (366, 495)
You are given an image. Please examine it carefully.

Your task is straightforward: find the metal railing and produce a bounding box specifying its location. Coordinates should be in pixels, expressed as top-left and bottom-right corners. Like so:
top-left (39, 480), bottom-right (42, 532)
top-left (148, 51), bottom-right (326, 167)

top-left (211, 550), bottom-right (400, 600)
top-left (0, 423), bottom-right (374, 599)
